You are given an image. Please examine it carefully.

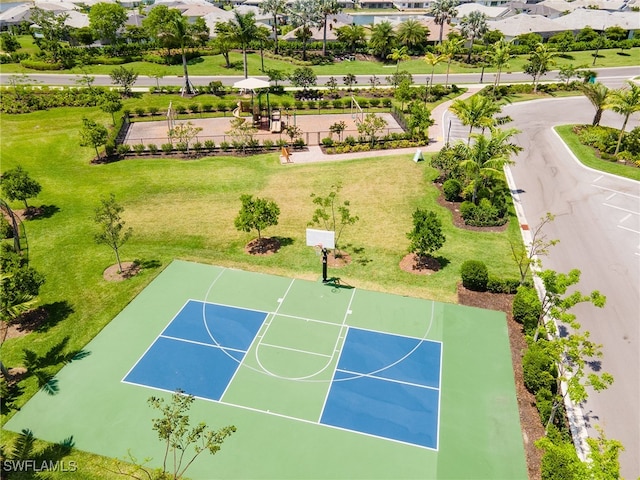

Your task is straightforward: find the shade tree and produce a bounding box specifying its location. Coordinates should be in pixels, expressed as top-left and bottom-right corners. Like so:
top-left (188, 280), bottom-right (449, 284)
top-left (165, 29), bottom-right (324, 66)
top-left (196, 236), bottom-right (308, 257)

top-left (79, 118), bottom-right (108, 160)
top-left (406, 209), bottom-right (446, 267)
top-left (606, 81), bottom-right (640, 155)
top-left (88, 2), bottom-right (127, 45)
top-left (234, 194), bottom-right (280, 244)
top-left (309, 182), bottom-right (359, 254)
top-left (0, 166), bottom-right (42, 211)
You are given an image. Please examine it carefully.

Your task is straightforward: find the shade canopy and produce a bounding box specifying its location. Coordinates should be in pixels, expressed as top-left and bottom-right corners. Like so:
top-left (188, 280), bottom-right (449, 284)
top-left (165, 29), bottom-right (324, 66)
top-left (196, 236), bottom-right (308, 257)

top-left (232, 77), bottom-right (270, 91)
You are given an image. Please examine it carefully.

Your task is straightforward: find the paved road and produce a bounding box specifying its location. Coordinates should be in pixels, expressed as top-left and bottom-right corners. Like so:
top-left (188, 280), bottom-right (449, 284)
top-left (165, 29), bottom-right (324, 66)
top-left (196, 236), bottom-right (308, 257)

top-left (0, 66), bottom-right (637, 89)
top-left (444, 95), bottom-right (639, 478)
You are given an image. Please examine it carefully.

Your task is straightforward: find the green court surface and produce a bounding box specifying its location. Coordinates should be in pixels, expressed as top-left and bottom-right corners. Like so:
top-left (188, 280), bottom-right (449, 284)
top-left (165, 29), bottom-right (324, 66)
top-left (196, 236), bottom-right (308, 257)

top-left (5, 260), bottom-right (527, 479)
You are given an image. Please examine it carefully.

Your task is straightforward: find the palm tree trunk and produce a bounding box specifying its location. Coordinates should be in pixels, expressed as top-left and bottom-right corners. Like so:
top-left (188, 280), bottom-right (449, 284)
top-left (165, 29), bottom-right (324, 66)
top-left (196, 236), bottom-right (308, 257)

top-left (438, 24), bottom-right (444, 44)
top-left (614, 115), bottom-right (629, 155)
top-left (302, 39), bottom-right (308, 62)
top-left (273, 14), bottom-right (279, 55)
top-left (593, 108), bottom-right (602, 126)
top-left (181, 47), bottom-right (193, 96)
top-left (467, 35), bottom-right (474, 63)
top-left (242, 46), bottom-right (248, 79)
top-left (322, 16), bottom-right (328, 57)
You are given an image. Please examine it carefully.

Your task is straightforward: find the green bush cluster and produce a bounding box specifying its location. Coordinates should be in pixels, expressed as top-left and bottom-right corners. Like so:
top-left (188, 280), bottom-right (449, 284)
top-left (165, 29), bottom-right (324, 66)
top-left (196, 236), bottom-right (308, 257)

top-left (486, 277), bottom-right (521, 294)
top-left (442, 179), bottom-right (462, 201)
top-left (513, 286), bottom-right (542, 335)
top-left (460, 260), bottom-right (489, 291)
top-left (522, 339), bottom-right (557, 395)
top-left (574, 125), bottom-right (640, 164)
top-left (0, 86), bottom-right (118, 114)
top-left (459, 199), bottom-right (508, 227)
top-left (0, 215), bottom-right (14, 239)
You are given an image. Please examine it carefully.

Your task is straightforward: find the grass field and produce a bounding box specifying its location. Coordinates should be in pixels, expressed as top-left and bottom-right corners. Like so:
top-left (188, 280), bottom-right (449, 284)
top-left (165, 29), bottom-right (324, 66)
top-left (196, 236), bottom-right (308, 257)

top-left (0, 102), bottom-right (523, 415)
top-left (2, 38), bottom-right (639, 77)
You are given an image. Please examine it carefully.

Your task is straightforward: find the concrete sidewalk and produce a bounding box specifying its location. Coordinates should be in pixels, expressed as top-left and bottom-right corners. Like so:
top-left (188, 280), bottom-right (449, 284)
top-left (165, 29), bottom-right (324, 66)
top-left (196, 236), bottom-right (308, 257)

top-left (281, 86), bottom-right (481, 165)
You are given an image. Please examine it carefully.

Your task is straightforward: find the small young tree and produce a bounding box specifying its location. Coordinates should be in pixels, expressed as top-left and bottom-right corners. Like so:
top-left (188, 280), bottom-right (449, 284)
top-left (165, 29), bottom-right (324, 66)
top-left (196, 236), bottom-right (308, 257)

top-left (407, 101), bottom-right (434, 141)
top-left (534, 268), bottom-right (612, 431)
top-left (329, 121), bottom-right (347, 141)
top-left (234, 194), bottom-right (280, 244)
top-left (309, 182), bottom-right (359, 254)
top-left (406, 209), bottom-right (446, 268)
top-left (109, 66), bottom-right (139, 97)
top-left (169, 121), bottom-right (203, 152)
top-left (148, 390), bottom-right (236, 480)
top-left (285, 125), bottom-right (302, 144)
top-left (94, 193), bottom-right (132, 274)
top-left (226, 117), bottom-right (258, 152)
top-left (288, 67), bottom-right (317, 91)
top-left (99, 95), bottom-right (123, 126)
top-left (510, 212), bottom-right (559, 285)
top-left (79, 118), bottom-right (108, 160)
top-left (357, 113), bottom-right (388, 147)
top-left (0, 166), bottom-right (42, 211)
top-left (343, 73), bottom-right (357, 91)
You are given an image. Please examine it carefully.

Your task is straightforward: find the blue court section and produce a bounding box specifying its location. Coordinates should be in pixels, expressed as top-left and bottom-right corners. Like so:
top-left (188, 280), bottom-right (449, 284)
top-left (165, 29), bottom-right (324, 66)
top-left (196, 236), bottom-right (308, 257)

top-left (123, 300), bottom-right (266, 400)
top-left (321, 328), bottom-right (441, 449)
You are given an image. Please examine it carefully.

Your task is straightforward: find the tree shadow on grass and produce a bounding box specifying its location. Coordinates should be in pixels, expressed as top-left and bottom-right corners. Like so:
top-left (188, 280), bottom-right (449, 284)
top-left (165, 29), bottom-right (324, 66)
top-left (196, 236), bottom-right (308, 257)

top-left (17, 301), bottom-right (74, 334)
top-left (134, 258), bottom-right (163, 270)
top-left (22, 337), bottom-right (91, 395)
top-left (2, 428), bottom-right (75, 479)
top-left (24, 204), bottom-right (60, 220)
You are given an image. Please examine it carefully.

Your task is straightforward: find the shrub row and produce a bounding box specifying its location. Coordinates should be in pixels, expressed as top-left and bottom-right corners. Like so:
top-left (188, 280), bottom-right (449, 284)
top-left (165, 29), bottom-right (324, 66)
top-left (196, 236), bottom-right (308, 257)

top-left (119, 137), bottom-right (305, 157)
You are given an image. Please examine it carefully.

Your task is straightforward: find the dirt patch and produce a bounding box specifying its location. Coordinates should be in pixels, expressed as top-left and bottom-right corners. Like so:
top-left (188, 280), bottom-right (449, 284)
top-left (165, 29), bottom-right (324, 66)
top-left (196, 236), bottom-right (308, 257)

top-left (244, 237), bottom-right (282, 256)
top-left (103, 262), bottom-right (141, 282)
top-left (457, 284), bottom-right (544, 480)
top-left (327, 251), bottom-right (351, 268)
top-left (399, 253), bottom-right (441, 274)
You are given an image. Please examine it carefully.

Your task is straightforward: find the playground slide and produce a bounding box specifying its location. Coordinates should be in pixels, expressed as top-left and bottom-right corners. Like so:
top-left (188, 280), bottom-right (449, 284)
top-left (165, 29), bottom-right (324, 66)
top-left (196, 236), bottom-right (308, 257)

top-left (270, 120), bottom-right (282, 133)
top-left (232, 102), bottom-right (241, 118)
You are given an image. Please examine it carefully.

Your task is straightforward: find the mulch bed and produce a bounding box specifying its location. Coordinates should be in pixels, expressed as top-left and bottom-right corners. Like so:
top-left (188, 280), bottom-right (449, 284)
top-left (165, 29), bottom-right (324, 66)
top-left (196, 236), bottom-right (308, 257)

top-left (103, 262), bottom-right (141, 282)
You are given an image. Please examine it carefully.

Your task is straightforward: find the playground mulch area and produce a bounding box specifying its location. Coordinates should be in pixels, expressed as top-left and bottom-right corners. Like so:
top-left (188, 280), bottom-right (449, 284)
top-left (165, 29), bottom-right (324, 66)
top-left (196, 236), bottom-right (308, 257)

top-left (123, 113), bottom-right (403, 147)
top-left (5, 261), bottom-right (528, 479)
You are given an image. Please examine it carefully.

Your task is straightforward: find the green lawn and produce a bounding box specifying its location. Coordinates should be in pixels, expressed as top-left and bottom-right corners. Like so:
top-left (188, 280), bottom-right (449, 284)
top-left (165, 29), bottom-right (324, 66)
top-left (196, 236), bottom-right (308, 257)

top-left (4, 37), bottom-right (639, 78)
top-left (0, 102), bottom-right (525, 475)
top-left (555, 125), bottom-right (640, 181)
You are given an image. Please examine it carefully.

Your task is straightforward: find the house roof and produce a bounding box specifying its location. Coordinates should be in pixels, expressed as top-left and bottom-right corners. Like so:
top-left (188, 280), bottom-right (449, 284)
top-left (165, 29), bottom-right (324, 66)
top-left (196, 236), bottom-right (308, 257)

top-left (552, 9), bottom-right (640, 30)
top-left (281, 20), bottom-right (352, 42)
top-left (454, 3), bottom-right (511, 20)
top-left (537, 0), bottom-right (633, 13)
top-left (487, 13), bottom-right (560, 37)
top-left (64, 9), bottom-right (89, 28)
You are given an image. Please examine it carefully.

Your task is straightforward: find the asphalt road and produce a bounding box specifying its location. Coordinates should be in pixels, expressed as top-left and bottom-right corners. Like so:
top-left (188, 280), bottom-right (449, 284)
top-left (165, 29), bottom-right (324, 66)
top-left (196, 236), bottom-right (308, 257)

top-left (0, 66), bottom-right (638, 90)
top-left (444, 94), bottom-right (639, 478)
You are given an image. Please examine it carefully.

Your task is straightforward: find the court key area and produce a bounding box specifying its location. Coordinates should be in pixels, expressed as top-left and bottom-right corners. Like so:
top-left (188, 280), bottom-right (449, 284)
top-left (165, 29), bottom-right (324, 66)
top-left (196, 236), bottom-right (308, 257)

top-left (5, 260), bottom-right (527, 479)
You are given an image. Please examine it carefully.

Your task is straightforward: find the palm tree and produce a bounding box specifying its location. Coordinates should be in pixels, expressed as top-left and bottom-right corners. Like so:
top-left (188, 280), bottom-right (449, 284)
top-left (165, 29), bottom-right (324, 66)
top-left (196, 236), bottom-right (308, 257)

top-left (166, 15), bottom-right (208, 96)
top-left (437, 38), bottom-right (463, 88)
top-left (290, 0), bottom-right (323, 62)
top-left (459, 11), bottom-right (488, 63)
top-left (578, 82), bottom-right (610, 126)
top-left (606, 81), bottom-right (640, 155)
top-left (396, 18), bottom-right (428, 54)
top-left (387, 46), bottom-right (410, 74)
top-left (369, 21), bottom-right (396, 60)
top-left (490, 39), bottom-right (513, 94)
top-left (458, 127), bottom-right (522, 204)
top-left (450, 94), bottom-right (502, 143)
top-left (260, 0), bottom-right (286, 55)
top-left (319, 0), bottom-right (341, 57)
top-left (424, 52), bottom-right (446, 95)
top-left (335, 24), bottom-right (366, 54)
top-left (524, 42), bottom-right (557, 93)
top-left (430, 0), bottom-right (458, 44)
top-left (228, 11), bottom-right (258, 79)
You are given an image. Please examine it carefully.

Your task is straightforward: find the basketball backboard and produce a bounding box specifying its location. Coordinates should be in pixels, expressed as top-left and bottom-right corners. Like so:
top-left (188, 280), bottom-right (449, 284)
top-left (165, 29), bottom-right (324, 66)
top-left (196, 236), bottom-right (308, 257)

top-left (306, 229), bottom-right (335, 249)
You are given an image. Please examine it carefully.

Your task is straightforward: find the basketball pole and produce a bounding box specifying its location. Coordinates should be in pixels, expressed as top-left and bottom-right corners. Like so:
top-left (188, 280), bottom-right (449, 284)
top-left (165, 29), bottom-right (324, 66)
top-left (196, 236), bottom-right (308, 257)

top-left (322, 248), bottom-right (328, 283)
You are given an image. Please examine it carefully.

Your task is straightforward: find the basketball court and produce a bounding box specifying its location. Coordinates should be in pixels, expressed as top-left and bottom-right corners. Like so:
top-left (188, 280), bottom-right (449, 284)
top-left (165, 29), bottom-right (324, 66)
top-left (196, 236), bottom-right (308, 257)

top-left (4, 260), bottom-right (527, 479)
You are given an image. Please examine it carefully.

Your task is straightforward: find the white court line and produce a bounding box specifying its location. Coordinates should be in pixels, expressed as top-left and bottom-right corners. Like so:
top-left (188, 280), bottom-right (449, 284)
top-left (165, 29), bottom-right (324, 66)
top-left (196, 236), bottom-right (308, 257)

top-left (435, 341), bottom-right (444, 452)
top-left (592, 184), bottom-right (640, 200)
top-left (603, 203), bottom-right (640, 215)
top-left (188, 298), bottom-right (270, 314)
top-left (276, 312), bottom-right (350, 327)
top-left (159, 334), bottom-right (246, 354)
top-left (618, 225), bottom-right (640, 235)
top-left (259, 342), bottom-right (332, 358)
top-left (317, 328), bottom-right (348, 423)
top-left (120, 298), bottom-right (193, 382)
top-left (335, 368), bottom-right (440, 391)
top-left (220, 279), bottom-right (295, 400)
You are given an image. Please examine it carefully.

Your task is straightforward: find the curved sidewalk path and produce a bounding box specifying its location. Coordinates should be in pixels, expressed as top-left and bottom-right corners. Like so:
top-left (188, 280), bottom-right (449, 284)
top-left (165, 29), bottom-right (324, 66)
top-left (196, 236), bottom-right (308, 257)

top-left (282, 87), bottom-right (481, 165)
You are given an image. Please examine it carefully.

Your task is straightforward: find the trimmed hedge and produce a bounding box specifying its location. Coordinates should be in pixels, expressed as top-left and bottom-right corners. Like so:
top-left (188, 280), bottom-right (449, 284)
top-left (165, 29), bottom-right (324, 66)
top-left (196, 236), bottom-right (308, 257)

top-left (460, 260), bottom-right (488, 291)
top-left (513, 286), bottom-right (542, 335)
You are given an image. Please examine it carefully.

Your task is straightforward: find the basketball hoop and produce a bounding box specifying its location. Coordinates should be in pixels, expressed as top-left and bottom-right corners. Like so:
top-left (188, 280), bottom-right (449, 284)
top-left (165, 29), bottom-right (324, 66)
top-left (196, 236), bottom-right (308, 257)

top-left (314, 243), bottom-right (323, 256)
